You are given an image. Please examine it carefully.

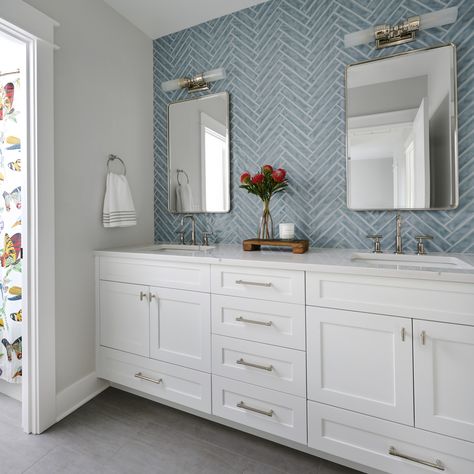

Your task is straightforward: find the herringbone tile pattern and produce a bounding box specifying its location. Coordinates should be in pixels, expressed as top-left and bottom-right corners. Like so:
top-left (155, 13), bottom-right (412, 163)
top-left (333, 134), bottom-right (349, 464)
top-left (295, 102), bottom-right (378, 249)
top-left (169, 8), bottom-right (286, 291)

top-left (153, 0), bottom-right (474, 253)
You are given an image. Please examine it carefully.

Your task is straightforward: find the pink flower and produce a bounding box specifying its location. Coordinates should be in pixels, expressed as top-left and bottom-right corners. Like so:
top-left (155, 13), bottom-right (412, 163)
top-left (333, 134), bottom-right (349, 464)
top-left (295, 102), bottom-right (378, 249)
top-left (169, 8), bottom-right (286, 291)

top-left (262, 164), bottom-right (273, 173)
top-left (251, 173), bottom-right (265, 184)
top-left (272, 168), bottom-right (286, 183)
top-left (240, 172), bottom-right (251, 184)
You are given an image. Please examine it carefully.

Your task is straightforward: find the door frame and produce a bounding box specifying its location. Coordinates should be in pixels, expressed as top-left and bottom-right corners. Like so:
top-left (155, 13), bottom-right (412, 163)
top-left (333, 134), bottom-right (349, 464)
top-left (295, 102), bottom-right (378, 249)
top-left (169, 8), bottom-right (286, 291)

top-left (0, 0), bottom-right (56, 434)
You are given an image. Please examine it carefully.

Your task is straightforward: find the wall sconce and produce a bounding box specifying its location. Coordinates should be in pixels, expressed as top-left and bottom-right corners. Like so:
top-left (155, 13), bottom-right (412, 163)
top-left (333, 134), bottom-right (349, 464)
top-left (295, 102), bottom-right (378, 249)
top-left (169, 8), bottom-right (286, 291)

top-left (344, 6), bottom-right (458, 49)
top-left (161, 68), bottom-right (226, 93)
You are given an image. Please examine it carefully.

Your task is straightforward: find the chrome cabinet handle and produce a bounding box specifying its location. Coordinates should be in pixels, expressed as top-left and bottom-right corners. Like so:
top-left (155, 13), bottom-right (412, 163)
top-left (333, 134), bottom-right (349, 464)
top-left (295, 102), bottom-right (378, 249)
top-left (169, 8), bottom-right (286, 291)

top-left (401, 327), bottom-right (406, 342)
top-left (235, 279), bottom-right (272, 288)
top-left (236, 316), bottom-right (272, 327)
top-left (236, 401), bottom-right (274, 417)
top-left (134, 372), bottom-right (162, 385)
top-left (139, 291), bottom-right (148, 301)
top-left (236, 358), bottom-right (273, 372)
top-left (421, 330), bottom-right (426, 345)
top-left (389, 446), bottom-right (445, 471)
top-left (149, 293), bottom-right (156, 300)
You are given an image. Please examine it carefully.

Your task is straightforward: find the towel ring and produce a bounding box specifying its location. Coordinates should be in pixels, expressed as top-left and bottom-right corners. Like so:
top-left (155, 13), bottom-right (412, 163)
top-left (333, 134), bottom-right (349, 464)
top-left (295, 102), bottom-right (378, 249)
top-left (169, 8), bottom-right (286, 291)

top-left (177, 169), bottom-right (189, 185)
top-left (107, 154), bottom-right (127, 175)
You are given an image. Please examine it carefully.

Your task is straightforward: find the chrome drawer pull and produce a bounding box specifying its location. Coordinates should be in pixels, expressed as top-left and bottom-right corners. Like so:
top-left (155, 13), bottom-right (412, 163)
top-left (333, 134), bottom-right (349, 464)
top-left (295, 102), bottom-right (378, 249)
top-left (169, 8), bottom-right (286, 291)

top-left (134, 372), bottom-right (162, 385)
top-left (236, 316), bottom-right (272, 327)
top-left (237, 401), bottom-right (274, 417)
top-left (421, 330), bottom-right (426, 345)
top-left (236, 358), bottom-right (273, 372)
top-left (401, 327), bottom-right (406, 342)
top-left (235, 279), bottom-right (272, 288)
top-left (389, 447), bottom-right (445, 471)
top-left (139, 291), bottom-right (148, 301)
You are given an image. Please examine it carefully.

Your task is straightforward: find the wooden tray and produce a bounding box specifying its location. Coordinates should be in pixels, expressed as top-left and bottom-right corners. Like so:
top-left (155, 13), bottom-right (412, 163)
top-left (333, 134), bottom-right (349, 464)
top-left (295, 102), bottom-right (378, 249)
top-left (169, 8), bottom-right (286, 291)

top-left (242, 239), bottom-right (309, 254)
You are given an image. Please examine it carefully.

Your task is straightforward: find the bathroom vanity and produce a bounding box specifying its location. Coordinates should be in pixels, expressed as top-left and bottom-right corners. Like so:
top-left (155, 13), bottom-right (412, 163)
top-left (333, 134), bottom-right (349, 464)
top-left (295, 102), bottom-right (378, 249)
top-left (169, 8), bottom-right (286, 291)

top-left (95, 245), bottom-right (474, 474)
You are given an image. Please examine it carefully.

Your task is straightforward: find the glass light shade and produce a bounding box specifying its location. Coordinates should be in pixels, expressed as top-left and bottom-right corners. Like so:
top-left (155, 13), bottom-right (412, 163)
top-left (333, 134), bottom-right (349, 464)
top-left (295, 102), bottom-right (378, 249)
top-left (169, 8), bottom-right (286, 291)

top-left (420, 7), bottom-right (458, 30)
top-left (162, 78), bottom-right (186, 92)
top-left (202, 68), bottom-right (226, 83)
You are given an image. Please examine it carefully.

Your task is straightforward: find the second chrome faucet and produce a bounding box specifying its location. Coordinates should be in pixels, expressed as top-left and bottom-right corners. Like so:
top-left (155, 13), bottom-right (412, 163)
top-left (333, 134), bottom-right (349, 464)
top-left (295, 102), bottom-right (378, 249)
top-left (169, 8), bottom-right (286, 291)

top-left (367, 212), bottom-right (433, 255)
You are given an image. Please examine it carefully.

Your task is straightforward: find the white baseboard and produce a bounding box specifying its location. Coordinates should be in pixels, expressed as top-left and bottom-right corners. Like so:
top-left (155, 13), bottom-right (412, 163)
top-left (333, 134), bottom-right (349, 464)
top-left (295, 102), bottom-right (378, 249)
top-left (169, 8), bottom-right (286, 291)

top-left (56, 372), bottom-right (109, 422)
top-left (0, 379), bottom-right (22, 401)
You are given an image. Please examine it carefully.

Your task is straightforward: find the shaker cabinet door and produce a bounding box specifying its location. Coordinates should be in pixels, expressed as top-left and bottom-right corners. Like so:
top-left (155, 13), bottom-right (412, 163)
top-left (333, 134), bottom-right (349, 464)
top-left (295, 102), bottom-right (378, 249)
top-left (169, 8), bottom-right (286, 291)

top-left (149, 287), bottom-right (211, 372)
top-left (414, 320), bottom-right (474, 443)
top-left (307, 307), bottom-right (414, 425)
top-left (99, 280), bottom-right (150, 357)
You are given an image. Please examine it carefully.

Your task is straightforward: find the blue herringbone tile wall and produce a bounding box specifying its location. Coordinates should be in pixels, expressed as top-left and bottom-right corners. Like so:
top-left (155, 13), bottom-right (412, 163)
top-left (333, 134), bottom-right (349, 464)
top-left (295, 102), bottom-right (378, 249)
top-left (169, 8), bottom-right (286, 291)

top-left (153, 0), bottom-right (474, 253)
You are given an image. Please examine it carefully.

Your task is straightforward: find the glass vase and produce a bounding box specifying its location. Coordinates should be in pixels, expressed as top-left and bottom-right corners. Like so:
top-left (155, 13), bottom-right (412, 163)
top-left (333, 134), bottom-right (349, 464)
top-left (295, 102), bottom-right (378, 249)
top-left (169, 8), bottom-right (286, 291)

top-left (258, 199), bottom-right (274, 239)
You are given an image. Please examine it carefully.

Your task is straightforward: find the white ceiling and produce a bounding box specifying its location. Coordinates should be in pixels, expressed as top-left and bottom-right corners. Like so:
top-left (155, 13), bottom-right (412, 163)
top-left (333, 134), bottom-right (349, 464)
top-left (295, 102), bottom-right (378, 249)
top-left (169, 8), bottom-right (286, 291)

top-left (103, 0), bottom-right (269, 39)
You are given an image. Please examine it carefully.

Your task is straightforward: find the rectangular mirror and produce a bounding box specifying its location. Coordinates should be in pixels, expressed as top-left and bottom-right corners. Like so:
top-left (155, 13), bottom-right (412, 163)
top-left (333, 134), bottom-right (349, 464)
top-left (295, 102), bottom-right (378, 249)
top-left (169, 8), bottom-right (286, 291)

top-left (346, 44), bottom-right (458, 210)
top-left (168, 92), bottom-right (230, 213)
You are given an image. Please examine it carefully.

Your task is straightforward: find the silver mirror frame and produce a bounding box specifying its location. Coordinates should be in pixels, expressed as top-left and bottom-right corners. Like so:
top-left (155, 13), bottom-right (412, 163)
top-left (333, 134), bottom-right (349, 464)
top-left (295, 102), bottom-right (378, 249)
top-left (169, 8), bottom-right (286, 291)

top-left (167, 91), bottom-right (230, 214)
top-left (345, 43), bottom-right (459, 211)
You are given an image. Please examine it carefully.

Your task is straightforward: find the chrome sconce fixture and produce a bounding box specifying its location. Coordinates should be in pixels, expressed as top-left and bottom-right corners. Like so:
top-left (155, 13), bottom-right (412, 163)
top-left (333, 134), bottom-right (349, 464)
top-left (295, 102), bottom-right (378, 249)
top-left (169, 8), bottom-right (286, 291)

top-left (344, 6), bottom-right (458, 49)
top-left (161, 67), bottom-right (226, 93)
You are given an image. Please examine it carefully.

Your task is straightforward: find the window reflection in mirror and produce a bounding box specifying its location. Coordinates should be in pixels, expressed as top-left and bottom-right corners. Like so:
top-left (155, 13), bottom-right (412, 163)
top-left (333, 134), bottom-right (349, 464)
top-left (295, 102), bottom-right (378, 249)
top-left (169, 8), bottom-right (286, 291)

top-left (168, 92), bottom-right (230, 213)
top-left (346, 44), bottom-right (457, 210)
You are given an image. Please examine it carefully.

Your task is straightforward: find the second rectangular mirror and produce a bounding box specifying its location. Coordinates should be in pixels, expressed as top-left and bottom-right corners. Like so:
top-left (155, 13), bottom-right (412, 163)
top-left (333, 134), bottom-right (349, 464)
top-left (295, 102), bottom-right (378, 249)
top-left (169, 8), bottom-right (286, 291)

top-left (346, 44), bottom-right (458, 211)
top-left (168, 92), bottom-right (230, 213)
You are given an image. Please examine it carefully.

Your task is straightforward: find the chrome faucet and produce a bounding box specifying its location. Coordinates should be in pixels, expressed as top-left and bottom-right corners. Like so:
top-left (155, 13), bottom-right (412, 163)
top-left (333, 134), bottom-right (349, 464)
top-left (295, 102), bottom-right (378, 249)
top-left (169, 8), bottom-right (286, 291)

top-left (180, 214), bottom-right (196, 245)
top-left (395, 212), bottom-right (403, 254)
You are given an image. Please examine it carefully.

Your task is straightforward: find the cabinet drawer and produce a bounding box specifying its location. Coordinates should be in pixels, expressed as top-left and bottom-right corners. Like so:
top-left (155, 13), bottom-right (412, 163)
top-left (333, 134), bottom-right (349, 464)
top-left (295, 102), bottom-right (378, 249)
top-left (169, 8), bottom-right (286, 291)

top-left (212, 335), bottom-right (306, 396)
top-left (306, 272), bottom-right (474, 324)
top-left (211, 265), bottom-right (304, 304)
top-left (99, 257), bottom-right (210, 292)
top-left (308, 401), bottom-right (474, 474)
top-left (212, 376), bottom-right (306, 444)
top-left (211, 295), bottom-right (305, 350)
top-left (98, 347), bottom-right (211, 413)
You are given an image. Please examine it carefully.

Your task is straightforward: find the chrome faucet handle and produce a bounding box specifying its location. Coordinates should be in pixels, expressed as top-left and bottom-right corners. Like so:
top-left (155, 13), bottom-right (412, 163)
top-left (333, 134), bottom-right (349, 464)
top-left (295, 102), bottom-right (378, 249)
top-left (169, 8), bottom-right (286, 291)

top-left (415, 235), bottom-right (433, 255)
top-left (366, 235), bottom-right (383, 253)
top-left (176, 230), bottom-right (185, 245)
top-left (202, 231), bottom-right (214, 246)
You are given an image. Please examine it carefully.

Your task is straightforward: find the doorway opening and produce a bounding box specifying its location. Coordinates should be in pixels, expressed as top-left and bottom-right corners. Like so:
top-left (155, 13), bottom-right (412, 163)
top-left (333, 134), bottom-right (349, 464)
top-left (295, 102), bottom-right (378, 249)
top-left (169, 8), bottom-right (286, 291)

top-left (0, 28), bottom-right (26, 428)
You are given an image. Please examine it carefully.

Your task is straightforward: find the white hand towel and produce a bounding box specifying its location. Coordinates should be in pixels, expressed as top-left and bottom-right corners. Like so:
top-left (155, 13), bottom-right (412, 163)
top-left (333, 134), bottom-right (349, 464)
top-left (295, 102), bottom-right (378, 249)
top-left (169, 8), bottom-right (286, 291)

top-left (103, 172), bottom-right (136, 227)
top-left (176, 183), bottom-right (194, 212)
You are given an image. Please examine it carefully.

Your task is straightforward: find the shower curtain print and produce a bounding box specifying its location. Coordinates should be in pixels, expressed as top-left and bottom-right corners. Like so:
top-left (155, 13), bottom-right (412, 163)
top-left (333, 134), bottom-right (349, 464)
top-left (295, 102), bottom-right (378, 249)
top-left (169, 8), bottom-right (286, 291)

top-left (0, 71), bottom-right (22, 383)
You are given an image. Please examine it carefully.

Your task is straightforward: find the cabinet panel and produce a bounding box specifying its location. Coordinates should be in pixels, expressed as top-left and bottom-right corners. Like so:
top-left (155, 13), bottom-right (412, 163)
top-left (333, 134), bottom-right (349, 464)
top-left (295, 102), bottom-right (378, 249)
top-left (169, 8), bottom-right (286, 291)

top-left (99, 280), bottom-right (149, 357)
top-left (211, 265), bottom-right (304, 304)
top-left (212, 335), bottom-right (306, 396)
top-left (212, 375), bottom-right (307, 444)
top-left (99, 257), bottom-right (210, 292)
top-left (150, 287), bottom-right (211, 372)
top-left (414, 320), bottom-right (474, 443)
top-left (211, 295), bottom-right (305, 350)
top-left (308, 401), bottom-right (474, 474)
top-left (98, 347), bottom-right (211, 413)
top-left (307, 307), bottom-right (413, 425)
top-left (306, 272), bottom-right (474, 325)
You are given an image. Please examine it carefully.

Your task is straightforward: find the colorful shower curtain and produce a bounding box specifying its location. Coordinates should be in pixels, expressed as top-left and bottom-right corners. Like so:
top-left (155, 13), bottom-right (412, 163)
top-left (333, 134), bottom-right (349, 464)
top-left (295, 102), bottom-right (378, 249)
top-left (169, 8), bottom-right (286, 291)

top-left (0, 72), bottom-right (22, 383)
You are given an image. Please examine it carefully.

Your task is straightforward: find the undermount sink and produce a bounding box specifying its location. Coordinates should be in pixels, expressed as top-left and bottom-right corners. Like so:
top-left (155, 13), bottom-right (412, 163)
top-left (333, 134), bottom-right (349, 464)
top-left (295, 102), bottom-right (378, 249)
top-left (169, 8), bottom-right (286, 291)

top-left (351, 252), bottom-right (473, 270)
top-left (147, 244), bottom-right (215, 253)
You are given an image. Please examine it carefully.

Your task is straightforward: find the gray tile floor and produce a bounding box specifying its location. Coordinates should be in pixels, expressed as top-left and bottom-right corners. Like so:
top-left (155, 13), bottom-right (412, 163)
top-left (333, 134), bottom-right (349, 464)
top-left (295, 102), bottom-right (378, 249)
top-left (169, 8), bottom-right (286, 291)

top-left (0, 388), bottom-right (362, 474)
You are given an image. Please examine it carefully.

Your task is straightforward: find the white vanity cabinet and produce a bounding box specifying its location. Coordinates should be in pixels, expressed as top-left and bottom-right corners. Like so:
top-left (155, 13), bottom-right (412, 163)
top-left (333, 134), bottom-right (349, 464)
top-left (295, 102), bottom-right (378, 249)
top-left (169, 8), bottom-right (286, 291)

top-left (210, 265), bottom-right (308, 443)
top-left (96, 250), bottom-right (474, 474)
top-left (306, 271), bottom-right (474, 473)
top-left (96, 257), bottom-right (212, 413)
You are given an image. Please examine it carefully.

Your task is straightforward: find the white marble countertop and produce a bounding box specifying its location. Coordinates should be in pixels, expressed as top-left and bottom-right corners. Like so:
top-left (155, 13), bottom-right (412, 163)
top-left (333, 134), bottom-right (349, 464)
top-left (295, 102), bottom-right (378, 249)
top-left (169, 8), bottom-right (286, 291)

top-left (95, 243), bottom-right (474, 284)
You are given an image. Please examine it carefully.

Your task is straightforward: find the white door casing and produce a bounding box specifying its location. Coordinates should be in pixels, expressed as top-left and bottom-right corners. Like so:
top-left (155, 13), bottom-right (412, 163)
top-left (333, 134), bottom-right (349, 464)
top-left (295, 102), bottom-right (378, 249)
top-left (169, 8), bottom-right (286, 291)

top-left (0, 0), bottom-right (57, 434)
